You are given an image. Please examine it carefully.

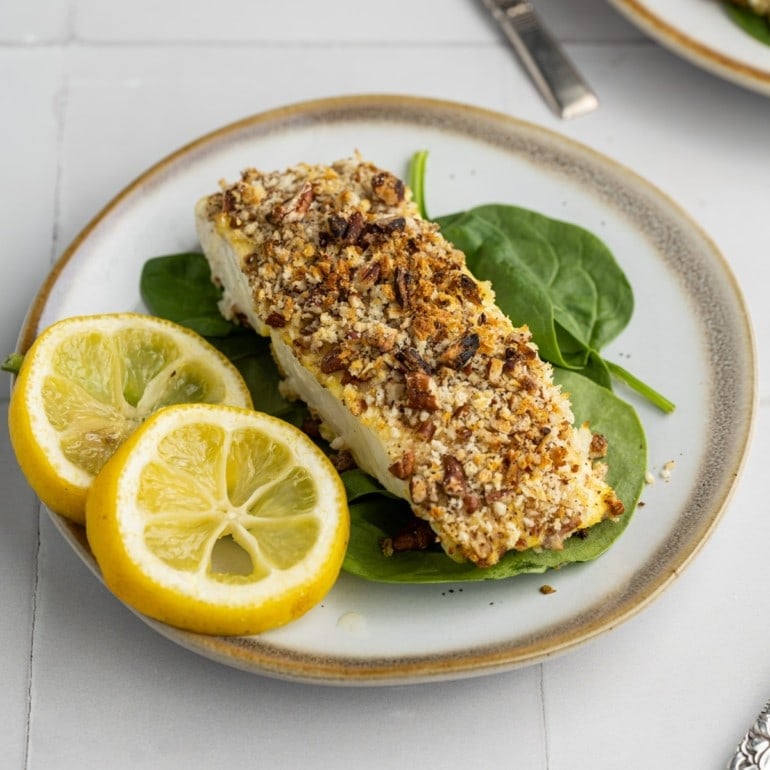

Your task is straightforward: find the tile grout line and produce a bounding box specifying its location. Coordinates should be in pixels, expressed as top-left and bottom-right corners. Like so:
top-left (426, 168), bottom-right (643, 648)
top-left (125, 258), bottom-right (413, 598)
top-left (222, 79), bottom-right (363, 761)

top-left (65, 0), bottom-right (78, 46)
top-left (539, 664), bottom-right (551, 770)
top-left (48, 65), bottom-right (70, 267)
top-left (0, 37), bottom-right (651, 51)
top-left (22, 505), bottom-right (42, 770)
top-left (20, 36), bottom-right (69, 765)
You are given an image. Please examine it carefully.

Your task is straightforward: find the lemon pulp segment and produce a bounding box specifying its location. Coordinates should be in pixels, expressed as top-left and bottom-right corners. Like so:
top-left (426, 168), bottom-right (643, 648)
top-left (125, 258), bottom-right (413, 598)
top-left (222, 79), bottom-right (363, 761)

top-left (137, 423), bottom-right (320, 581)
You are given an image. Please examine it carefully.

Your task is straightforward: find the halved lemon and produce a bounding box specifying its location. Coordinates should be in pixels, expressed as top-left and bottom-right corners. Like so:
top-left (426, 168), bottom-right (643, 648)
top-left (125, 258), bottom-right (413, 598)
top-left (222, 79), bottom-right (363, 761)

top-left (85, 403), bottom-right (349, 636)
top-left (8, 313), bottom-right (252, 523)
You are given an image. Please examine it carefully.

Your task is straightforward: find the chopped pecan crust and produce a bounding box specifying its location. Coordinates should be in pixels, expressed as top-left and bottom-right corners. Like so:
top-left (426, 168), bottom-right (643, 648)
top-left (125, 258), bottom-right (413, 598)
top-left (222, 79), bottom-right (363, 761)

top-left (388, 450), bottom-right (415, 480)
top-left (442, 455), bottom-right (467, 497)
top-left (388, 517), bottom-right (437, 553)
top-left (405, 371), bottom-right (439, 412)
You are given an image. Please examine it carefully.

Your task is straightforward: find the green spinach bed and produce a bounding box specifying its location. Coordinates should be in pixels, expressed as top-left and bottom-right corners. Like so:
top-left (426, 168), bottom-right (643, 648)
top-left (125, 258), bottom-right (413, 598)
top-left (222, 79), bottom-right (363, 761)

top-left (140, 157), bottom-right (668, 583)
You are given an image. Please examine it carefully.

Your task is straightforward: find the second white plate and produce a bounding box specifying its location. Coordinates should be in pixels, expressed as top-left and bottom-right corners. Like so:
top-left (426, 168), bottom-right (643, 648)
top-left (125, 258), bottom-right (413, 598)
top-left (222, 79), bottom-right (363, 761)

top-left (609, 0), bottom-right (770, 96)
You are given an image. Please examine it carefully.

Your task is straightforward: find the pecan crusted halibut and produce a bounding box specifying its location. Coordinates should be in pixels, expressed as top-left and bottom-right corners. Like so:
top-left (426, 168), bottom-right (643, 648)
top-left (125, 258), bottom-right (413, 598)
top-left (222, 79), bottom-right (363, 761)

top-left (194, 157), bottom-right (624, 568)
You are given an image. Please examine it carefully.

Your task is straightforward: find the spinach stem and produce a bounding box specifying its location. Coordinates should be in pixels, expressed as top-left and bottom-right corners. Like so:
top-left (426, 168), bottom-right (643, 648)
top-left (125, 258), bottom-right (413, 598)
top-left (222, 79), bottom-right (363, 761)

top-left (1, 352), bottom-right (23, 374)
top-left (606, 360), bottom-right (675, 414)
top-left (408, 150), bottom-right (429, 220)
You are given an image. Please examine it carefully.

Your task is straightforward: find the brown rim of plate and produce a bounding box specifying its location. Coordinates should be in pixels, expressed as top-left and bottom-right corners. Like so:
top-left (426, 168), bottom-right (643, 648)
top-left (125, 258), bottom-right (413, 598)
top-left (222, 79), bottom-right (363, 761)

top-left (608, 0), bottom-right (770, 94)
top-left (28, 94), bottom-right (757, 684)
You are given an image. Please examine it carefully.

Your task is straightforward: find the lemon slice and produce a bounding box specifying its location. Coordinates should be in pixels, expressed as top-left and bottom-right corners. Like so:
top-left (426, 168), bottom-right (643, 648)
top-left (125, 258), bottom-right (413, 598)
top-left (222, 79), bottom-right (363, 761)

top-left (85, 403), bottom-right (349, 636)
top-left (9, 313), bottom-right (252, 523)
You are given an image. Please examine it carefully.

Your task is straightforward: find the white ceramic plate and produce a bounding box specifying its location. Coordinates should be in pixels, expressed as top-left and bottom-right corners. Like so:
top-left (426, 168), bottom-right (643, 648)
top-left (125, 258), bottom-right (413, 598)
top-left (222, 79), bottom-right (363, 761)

top-left (608, 0), bottom-right (770, 96)
top-left (22, 95), bottom-right (755, 685)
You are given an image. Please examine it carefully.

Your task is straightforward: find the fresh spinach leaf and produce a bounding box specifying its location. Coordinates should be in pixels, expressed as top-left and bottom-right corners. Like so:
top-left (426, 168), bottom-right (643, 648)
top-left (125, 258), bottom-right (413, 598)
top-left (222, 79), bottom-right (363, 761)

top-left (2, 353), bottom-right (23, 374)
top-left (430, 183), bottom-right (673, 413)
top-left (342, 468), bottom-right (401, 503)
top-left (436, 205), bottom-right (633, 366)
top-left (407, 149), bottom-right (430, 220)
top-left (140, 252), bottom-right (238, 337)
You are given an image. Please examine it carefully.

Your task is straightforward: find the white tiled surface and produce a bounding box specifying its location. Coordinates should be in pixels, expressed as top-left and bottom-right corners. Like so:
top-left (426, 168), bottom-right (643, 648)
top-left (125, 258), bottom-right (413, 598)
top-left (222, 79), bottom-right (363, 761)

top-left (2, 1), bottom-right (769, 767)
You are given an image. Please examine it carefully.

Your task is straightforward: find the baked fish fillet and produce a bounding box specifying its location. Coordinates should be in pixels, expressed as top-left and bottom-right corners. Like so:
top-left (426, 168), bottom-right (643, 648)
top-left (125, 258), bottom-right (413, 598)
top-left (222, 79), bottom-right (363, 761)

top-left (194, 156), bottom-right (624, 568)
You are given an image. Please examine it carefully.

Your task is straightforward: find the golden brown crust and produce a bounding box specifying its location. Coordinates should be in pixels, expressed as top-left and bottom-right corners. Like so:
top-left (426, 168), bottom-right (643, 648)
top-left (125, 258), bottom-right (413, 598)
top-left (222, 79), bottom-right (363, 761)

top-left (200, 156), bottom-right (623, 567)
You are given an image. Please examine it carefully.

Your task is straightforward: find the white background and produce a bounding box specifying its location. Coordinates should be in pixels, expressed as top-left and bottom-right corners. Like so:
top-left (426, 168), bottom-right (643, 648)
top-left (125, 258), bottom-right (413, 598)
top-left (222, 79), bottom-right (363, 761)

top-left (1, 1), bottom-right (769, 767)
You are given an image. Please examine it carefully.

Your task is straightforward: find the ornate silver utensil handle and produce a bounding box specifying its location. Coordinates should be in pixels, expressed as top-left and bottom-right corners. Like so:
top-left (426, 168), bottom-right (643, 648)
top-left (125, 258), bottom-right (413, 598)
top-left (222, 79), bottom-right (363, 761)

top-left (728, 699), bottom-right (770, 769)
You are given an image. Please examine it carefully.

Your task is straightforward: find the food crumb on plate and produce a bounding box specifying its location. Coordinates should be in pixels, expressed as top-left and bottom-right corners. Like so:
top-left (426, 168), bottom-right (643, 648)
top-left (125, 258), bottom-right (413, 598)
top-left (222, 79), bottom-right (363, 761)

top-left (660, 460), bottom-right (676, 481)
